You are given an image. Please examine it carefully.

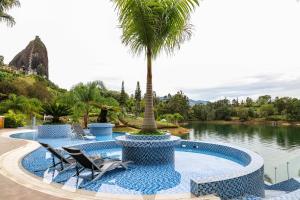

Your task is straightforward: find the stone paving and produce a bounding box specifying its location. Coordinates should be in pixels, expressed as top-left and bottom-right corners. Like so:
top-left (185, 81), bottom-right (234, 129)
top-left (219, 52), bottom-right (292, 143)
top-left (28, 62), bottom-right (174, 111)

top-left (0, 129), bottom-right (67, 200)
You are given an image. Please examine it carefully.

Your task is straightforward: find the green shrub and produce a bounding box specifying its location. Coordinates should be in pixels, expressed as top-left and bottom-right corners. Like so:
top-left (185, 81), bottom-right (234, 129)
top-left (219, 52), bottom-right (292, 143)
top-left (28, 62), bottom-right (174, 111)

top-left (4, 110), bottom-right (26, 128)
top-left (41, 102), bottom-right (72, 124)
top-left (237, 108), bottom-right (249, 122)
top-left (266, 115), bottom-right (286, 121)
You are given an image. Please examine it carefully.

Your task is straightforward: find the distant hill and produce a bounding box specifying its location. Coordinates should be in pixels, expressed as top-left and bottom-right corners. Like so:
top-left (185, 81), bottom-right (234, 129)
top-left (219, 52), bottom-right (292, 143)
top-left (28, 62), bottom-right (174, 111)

top-left (0, 67), bottom-right (65, 101)
top-left (189, 99), bottom-right (209, 106)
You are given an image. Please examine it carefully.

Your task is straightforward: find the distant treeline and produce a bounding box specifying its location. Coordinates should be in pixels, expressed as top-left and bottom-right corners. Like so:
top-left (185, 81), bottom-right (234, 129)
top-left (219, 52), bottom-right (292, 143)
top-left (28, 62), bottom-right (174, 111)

top-left (191, 95), bottom-right (300, 122)
top-left (153, 93), bottom-right (300, 122)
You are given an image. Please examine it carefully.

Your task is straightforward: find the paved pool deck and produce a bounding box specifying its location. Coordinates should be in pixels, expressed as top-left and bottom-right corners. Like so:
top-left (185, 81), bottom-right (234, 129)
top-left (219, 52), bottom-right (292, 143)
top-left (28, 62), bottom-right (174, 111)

top-left (0, 129), bottom-right (67, 200)
top-left (0, 128), bottom-right (219, 200)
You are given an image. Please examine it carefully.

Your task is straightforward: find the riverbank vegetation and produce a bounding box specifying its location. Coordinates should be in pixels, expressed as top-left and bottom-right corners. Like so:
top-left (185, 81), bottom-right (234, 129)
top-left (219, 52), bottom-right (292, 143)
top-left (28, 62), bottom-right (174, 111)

top-left (191, 95), bottom-right (300, 123)
top-left (1, 67), bottom-right (299, 130)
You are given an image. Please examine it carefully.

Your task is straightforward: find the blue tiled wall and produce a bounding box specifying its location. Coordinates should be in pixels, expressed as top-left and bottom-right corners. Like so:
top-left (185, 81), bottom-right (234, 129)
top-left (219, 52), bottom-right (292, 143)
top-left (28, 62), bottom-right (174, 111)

top-left (37, 125), bottom-right (71, 138)
top-left (191, 166), bottom-right (264, 199)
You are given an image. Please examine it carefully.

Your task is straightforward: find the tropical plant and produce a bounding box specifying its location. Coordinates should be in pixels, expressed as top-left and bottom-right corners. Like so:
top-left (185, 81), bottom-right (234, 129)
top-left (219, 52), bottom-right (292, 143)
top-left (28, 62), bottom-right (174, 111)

top-left (65, 81), bottom-right (119, 127)
top-left (0, 0), bottom-right (20, 27)
top-left (4, 110), bottom-right (26, 128)
top-left (0, 94), bottom-right (41, 117)
top-left (68, 82), bottom-right (102, 127)
top-left (134, 81), bottom-right (142, 116)
top-left (112, 0), bottom-right (199, 133)
top-left (41, 102), bottom-right (72, 124)
top-left (120, 81), bottom-right (127, 108)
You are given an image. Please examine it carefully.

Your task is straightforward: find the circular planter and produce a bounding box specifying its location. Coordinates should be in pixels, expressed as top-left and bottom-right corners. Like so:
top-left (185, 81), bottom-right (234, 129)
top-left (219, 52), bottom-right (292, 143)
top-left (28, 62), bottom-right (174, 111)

top-left (115, 133), bottom-right (181, 165)
top-left (37, 124), bottom-right (71, 138)
top-left (88, 123), bottom-right (114, 136)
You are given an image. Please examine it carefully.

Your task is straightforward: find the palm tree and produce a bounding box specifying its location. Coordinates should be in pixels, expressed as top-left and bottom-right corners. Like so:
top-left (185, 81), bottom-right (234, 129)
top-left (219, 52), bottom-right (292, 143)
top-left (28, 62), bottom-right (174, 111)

top-left (112, 0), bottom-right (199, 133)
top-left (0, 0), bottom-right (20, 27)
top-left (70, 82), bottom-right (101, 128)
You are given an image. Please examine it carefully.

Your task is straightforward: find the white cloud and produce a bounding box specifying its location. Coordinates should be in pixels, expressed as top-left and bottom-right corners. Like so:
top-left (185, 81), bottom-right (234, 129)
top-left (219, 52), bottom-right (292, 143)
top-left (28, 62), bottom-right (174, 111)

top-left (0, 0), bottom-right (300, 100)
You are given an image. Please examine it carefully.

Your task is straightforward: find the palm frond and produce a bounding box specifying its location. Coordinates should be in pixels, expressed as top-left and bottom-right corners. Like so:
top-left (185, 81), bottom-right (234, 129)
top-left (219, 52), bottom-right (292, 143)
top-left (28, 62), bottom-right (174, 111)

top-left (0, 12), bottom-right (15, 27)
top-left (112, 0), bottom-right (199, 58)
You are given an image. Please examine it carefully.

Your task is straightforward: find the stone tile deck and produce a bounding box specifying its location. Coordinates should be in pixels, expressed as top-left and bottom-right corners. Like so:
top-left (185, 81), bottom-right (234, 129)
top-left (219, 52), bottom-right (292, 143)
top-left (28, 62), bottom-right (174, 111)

top-left (0, 129), bottom-right (66, 200)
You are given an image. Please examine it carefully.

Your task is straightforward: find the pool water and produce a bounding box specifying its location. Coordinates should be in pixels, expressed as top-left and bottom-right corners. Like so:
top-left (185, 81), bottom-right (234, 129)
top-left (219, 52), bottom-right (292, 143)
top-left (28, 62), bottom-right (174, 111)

top-left (22, 146), bottom-right (245, 195)
top-left (11, 131), bottom-right (124, 148)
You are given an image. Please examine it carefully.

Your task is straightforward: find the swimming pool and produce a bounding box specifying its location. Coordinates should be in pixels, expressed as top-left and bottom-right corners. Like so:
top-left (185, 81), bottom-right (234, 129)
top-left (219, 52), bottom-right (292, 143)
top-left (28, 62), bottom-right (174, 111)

top-left (10, 131), bottom-right (124, 148)
top-left (11, 130), bottom-right (264, 199)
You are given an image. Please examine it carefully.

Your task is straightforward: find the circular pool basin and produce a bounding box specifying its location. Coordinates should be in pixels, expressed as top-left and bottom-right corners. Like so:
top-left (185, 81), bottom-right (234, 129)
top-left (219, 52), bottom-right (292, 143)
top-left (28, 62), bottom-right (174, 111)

top-left (19, 138), bottom-right (264, 199)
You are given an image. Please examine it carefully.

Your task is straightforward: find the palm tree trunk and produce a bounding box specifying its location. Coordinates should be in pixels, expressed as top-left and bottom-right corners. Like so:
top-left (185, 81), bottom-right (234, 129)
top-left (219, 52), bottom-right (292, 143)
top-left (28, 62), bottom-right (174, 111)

top-left (84, 112), bottom-right (89, 128)
top-left (141, 48), bottom-right (157, 133)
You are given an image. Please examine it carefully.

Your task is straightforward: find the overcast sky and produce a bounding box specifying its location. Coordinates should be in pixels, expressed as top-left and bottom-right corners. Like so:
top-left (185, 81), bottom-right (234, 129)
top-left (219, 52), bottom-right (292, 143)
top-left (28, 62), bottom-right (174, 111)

top-left (0, 0), bottom-right (300, 101)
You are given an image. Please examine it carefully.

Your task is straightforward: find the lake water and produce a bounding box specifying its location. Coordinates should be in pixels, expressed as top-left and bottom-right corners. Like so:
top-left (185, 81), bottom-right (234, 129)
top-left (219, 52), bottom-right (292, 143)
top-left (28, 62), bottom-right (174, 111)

top-left (184, 122), bottom-right (300, 183)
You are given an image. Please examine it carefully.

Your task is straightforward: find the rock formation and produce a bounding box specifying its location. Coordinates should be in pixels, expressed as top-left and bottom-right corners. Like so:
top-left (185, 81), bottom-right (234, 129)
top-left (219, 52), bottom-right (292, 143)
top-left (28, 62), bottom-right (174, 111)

top-left (9, 36), bottom-right (49, 78)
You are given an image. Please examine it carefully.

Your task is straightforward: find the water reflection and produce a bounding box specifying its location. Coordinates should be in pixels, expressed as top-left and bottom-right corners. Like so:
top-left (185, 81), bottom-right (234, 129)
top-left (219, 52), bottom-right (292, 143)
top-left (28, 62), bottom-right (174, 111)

top-left (184, 123), bottom-right (300, 150)
top-left (184, 122), bottom-right (300, 182)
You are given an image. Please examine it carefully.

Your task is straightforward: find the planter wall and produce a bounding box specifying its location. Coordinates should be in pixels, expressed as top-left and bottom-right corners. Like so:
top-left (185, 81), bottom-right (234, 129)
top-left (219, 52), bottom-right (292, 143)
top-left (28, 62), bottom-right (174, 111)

top-left (88, 123), bottom-right (114, 136)
top-left (116, 134), bottom-right (181, 165)
top-left (37, 124), bottom-right (71, 138)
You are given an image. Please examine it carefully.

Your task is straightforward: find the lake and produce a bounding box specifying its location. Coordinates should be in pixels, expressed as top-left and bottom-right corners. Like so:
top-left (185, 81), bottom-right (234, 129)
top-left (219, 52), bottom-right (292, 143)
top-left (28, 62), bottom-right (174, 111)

top-left (184, 122), bottom-right (300, 183)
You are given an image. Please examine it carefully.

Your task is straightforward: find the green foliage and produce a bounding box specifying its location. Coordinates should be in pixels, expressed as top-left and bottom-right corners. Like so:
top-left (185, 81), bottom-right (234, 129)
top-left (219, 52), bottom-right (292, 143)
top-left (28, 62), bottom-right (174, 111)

top-left (0, 94), bottom-right (41, 116)
top-left (191, 96), bottom-right (300, 122)
top-left (136, 130), bottom-right (165, 135)
top-left (286, 98), bottom-right (300, 121)
top-left (259, 104), bottom-right (275, 118)
top-left (245, 97), bottom-right (254, 107)
top-left (134, 81), bottom-right (142, 115)
top-left (161, 113), bottom-right (184, 125)
top-left (0, 69), bottom-right (60, 102)
top-left (157, 91), bottom-right (190, 119)
top-left (192, 104), bottom-right (209, 121)
top-left (0, 70), bottom-right (13, 81)
top-left (0, 0), bottom-right (20, 27)
top-left (237, 108), bottom-right (250, 122)
top-left (4, 110), bottom-right (26, 128)
top-left (0, 55), bottom-right (4, 66)
top-left (257, 95), bottom-right (272, 106)
top-left (119, 81), bottom-right (127, 107)
top-left (41, 102), bottom-right (72, 124)
top-left (61, 81), bottom-right (120, 127)
top-left (112, 0), bottom-right (199, 57)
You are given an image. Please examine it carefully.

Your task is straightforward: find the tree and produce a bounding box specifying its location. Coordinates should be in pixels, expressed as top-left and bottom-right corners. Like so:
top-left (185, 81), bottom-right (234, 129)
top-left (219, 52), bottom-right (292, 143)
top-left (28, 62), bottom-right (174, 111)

top-left (259, 104), bottom-right (275, 118)
top-left (257, 95), bottom-right (272, 106)
top-left (112, 0), bottom-right (199, 133)
top-left (192, 104), bottom-right (208, 121)
top-left (134, 81), bottom-right (142, 116)
top-left (0, 94), bottom-right (41, 117)
top-left (237, 108), bottom-right (249, 122)
top-left (232, 98), bottom-right (239, 107)
top-left (0, 0), bottom-right (20, 27)
top-left (245, 97), bottom-right (254, 107)
top-left (156, 91), bottom-right (190, 119)
top-left (0, 55), bottom-right (4, 66)
top-left (119, 81), bottom-right (126, 108)
top-left (69, 82), bottom-right (102, 128)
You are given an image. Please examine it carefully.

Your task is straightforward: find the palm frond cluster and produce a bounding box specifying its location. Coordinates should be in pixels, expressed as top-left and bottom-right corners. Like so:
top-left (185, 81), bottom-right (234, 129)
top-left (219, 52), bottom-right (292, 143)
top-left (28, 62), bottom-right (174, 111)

top-left (113, 0), bottom-right (199, 58)
top-left (0, 0), bottom-right (20, 27)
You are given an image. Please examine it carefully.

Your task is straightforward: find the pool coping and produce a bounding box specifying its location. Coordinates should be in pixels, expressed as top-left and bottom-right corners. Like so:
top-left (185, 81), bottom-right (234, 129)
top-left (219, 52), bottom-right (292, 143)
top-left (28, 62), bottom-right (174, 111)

top-left (0, 129), bottom-right (220, 200)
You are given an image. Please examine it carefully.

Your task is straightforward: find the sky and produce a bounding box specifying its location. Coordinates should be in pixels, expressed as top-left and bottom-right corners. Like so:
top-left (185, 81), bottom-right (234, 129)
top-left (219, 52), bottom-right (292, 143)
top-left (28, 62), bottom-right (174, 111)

top-left (0, 0), bottom-right (300, 101)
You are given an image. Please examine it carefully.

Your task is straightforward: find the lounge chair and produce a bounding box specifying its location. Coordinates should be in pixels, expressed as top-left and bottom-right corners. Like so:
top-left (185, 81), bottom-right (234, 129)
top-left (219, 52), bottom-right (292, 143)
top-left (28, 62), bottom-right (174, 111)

top-left (62, 146), bottom-right (118, 161)
top-left (63, 147), bottom-right (131, 185)
top-left (37, 142), bottom-right (98, 173)
top-left (72, 124), bottom-right (96, 140)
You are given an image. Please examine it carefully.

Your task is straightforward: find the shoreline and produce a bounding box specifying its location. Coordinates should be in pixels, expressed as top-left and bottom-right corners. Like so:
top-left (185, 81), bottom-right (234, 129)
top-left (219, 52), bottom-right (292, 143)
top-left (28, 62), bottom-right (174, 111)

top-left (185, 120), bottom-right (300, 127)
